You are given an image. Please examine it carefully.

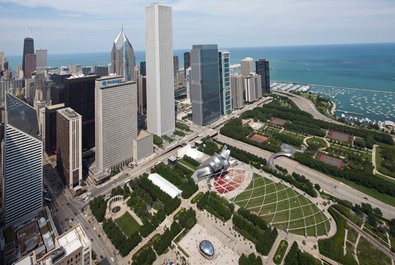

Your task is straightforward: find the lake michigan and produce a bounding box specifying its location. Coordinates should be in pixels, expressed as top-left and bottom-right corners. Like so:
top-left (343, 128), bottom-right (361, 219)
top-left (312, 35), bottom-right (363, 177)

top-left (6, 43), bottom-right (395, 121)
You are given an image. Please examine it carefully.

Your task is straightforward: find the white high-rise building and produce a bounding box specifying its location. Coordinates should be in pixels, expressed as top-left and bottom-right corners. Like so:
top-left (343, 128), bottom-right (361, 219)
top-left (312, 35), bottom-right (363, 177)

top-left (145, 3), bottom-right (175, 136)
top-left (240, 57), bottom-right (254, 76)
top-left (36, 49), bottom-right (48, 68)
top-left (95, 76), bottom-right (137, 172)
top-left (56, 108), bottom-right (82, 189)
top-left (3, 93), bottom-right (43, 225)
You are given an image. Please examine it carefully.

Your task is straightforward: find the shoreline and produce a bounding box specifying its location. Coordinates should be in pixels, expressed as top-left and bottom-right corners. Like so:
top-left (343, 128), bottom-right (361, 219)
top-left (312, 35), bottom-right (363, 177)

top-left (330, 102), bottom-right (336, 115)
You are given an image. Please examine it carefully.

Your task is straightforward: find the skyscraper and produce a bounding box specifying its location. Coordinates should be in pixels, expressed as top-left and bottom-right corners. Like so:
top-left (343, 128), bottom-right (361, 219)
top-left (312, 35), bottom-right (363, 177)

top-left (95, 76), bottom-right (137, 172)
top-left (56, 108), bottom-right (82, 189)
top-left (2, 93), bottom-right (43, 225)
top-left (145, 3), bottom-right (175, 136)
top-left (110, 30), bottom-right (136, 81)
top-left (173, 55), bottom-right (179, 77)
top-left (64, 75), bottom-right (96, 151)
top-left (243, 74), bottom-right (262, 102)
top-left (219, 51), bottom-right (232, 115)
top-left (0, 51), bottom-right (4, 72)
top-left (184, 51), bottom-right (191, 77)
top-left (256, 59), bottom-right (270, 94)
top-left (24, 53), bottom-right (36, 79)
top-left (240, 57), bottom-right (254, 76)
top-left (22, 37), bottom-right (34, 77)
top-left (36, 49), bottom-right (48, 68)
top-left (45, 103), bottom-right (65, 155)
top-left (140, 61), bottom-right (146, 76)
top-left (191, 44), bottom-right (221, 126)
top-left (231, 74), bottom-right (244, 109)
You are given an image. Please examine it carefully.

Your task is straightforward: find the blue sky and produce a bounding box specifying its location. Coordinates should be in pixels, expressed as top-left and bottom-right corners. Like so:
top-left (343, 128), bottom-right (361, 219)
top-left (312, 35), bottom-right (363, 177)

top-left (1, 0), bottom-right (395, 55)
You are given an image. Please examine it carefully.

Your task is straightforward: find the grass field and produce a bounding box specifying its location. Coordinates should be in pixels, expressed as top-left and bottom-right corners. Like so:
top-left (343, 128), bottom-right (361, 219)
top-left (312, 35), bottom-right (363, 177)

top-left (115, 212), bottom-right (141, 238)
top-left (357, 237), bottom-right (392, 265)
top-left (232, 174), bottom-right (330, 237)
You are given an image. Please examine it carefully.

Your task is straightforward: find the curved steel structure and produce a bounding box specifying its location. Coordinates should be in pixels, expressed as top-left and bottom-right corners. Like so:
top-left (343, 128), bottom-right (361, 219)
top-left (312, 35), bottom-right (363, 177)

top-left (193, 146), bottom-right (231, 181)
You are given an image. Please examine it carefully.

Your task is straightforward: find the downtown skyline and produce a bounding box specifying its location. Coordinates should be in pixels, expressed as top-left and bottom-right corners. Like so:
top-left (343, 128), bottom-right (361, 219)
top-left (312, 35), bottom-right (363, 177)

top-left (1, 0), bottom-right (395, 55)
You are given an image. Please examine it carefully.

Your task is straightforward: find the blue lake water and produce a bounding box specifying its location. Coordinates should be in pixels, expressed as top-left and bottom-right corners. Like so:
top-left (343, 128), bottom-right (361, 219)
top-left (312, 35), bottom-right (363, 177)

top-left (5, 43), bottom-right (395, 121)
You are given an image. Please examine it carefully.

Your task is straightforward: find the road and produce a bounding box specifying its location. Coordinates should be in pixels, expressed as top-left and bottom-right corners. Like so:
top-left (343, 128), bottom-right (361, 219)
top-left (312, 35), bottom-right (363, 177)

top-left (216, 134), bottom-right (395, 219)
top-left (274, 91), bottom-right (342, 125)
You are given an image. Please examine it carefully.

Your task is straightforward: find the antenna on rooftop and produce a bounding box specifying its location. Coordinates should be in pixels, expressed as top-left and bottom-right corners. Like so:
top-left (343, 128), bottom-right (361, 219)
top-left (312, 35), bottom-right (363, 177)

top-left (30, 27), bottom-right (33, 38)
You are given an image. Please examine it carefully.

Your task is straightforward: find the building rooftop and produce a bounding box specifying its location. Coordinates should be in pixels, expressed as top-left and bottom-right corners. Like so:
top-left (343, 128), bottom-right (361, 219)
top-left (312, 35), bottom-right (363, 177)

top-left (57, 224), bottom-right (90, 257)
top-left (6, 93), bottom-right (40, 139)
top-left (45, 103), bottom-right (65, 111)
top-left (135, 130), bottom-right (151, 140)
top-left (57, 107), bottom-right (81, 120)
top-left (148, 173), bottom-right (182, 199)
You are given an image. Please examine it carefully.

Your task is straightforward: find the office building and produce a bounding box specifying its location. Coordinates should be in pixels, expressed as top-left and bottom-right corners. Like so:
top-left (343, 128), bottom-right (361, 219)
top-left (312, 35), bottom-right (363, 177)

top-left (140, 61), bottom-right (146, 76)
top-left (110, 29), bottom-right (136, 81)
top-left (93, 66), bottom-right (108, 77)
top-left (133, 130), bottom-right (153, 162)
top-left (0, 51), bottom-right (4, 72)
top-left (36, 49), bottom-right (48, 68)
top-left (173, 55), bottom-right (179, 77)
top-left (240, 57), bottom-right (254, 76)
top-left (145, 3), bottom-right (175, 136)
top-left (64, 75), bottom-right (96, 151)
top-left (184, 51), bottom-right (190, 77)
top-left (56, 108), bottom-right (82, 189)
top-left (0, 79), bottom-right (24, 107)
top-left (13, 223), bottom-right (91, 265)
top-left (137, 75), bottom-right (147, 115)
top-left (256, 59), bottom-right (270, 94)
top-left (231, 74), bottom-right (244, 109)
top-left (2, 94), bottom-right (42, 225)
top-left (219, 51), bottom-right (232, 115)
top-left (244, 74), bottom-right (262, 102)
top-left (22, 37), bottom-right (34, 76)
top-left (45, 103), bottom-right (65, 155)
top-left (16, 65), bottom-right (23, 80)
top-left (95, 76), bottom-right (137, 172)
top-left (190, 44), bottom-right (221, 126)
top-left (25, 53), bottom-right (36, 79)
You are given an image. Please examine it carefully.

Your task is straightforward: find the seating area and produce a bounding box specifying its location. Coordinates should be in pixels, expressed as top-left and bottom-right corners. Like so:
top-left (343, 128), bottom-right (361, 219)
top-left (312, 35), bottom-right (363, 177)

top-left (213, 168), bottom-right (246, 194)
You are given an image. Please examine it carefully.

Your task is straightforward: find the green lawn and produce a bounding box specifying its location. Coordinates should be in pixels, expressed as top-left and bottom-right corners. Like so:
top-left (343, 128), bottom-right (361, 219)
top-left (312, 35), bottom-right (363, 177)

top-left (178, 159), bottom-right (197, 171)
top-left (376, 144), bottom-right (395, 178)
top-left (357, 237), bottom-right (391, 265)
top-left (273, 240), bottom-right (289, 264)
top-left (115, 212), bottom-right (141, 238)
top-left (232, 174), bottom-right (329, 236)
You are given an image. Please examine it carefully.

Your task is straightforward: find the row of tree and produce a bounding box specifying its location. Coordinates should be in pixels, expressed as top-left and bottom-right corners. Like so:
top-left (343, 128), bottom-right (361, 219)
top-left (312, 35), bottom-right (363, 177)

top-left (239, 253), bottom-right (263, 265)
top-left (151, 163), bottom-right (198, 199)
top-left (232, 208), bottom-right (278, 256)
top-left (137, 175), bottom-right (181, 215)
top-left (102, 219), bottom-right (142, 257)
top-left (197, 191), bottom-right (235, 221)
top-left (89, 196), bottom-right (107, 222)
top-left (284, 242), bottom-right (322, 265)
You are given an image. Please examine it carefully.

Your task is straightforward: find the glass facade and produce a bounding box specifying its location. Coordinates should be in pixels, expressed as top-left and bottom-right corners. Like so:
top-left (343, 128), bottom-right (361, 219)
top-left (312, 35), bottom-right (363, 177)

top-left (191, 45), bottom-right (221, 126)
top-left (219, 51), bottom-right (232, 115)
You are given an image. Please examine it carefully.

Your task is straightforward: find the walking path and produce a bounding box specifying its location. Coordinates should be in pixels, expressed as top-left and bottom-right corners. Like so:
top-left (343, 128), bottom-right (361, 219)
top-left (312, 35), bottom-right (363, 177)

top-left (333, 208), bottom-right (395, 261)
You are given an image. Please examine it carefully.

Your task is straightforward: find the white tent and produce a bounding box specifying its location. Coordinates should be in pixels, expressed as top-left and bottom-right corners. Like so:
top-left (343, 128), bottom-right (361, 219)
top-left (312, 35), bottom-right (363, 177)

top-left (148, 173), bottom-right (182, 198)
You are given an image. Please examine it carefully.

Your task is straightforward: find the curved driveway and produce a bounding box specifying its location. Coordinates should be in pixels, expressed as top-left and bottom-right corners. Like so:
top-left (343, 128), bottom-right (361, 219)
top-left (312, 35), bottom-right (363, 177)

top-left (274, 91), bottom-right (342, 125)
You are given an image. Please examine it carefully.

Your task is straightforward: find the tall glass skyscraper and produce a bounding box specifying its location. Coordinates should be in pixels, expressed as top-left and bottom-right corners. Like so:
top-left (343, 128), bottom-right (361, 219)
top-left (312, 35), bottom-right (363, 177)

top-left (255, 59), bottom-right (270, 94)
top-left (110, 30), bottom-right (136, 81)
top-left (3, 93), bottom-right (43, 225)
top-left (191, 45), bottom-right (221, 126)
top-left (22, 37), bottom-right (34, 77)
top-left (219, 51), bottom-right (232, 115)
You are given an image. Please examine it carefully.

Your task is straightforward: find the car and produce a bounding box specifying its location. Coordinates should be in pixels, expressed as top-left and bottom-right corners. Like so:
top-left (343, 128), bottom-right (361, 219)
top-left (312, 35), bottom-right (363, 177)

top-left (111, 257), bottom-right (115, 262)
top-left (100, 255), bottom-right (103, 260)
top-left (363, 197), bottom-right (368, 200)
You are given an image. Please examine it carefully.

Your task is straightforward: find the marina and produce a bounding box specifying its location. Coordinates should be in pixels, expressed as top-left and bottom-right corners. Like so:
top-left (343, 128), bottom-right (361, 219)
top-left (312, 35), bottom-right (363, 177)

top-left (271, 81), bottom-right (395, 123)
